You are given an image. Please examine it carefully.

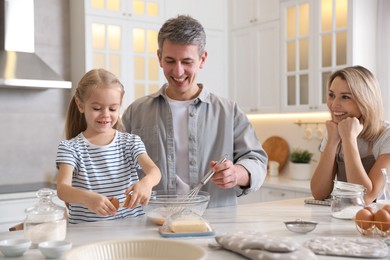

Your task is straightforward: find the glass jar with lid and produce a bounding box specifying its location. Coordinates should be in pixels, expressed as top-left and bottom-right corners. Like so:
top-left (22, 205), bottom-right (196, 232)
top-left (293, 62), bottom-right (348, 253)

top-left (331, 181), bottom-right (366, 219)
top-left (24, 188), bottom-right (67, 247)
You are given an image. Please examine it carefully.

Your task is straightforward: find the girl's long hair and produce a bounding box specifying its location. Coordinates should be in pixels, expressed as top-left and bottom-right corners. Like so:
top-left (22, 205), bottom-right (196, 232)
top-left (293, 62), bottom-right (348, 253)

top-left (65, 69), bottom-right (125, 140)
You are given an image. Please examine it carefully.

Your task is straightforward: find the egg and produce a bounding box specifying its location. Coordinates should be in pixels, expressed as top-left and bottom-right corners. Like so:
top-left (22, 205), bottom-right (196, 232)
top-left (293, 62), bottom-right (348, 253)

top-left (382, 204), bottom-right (390, 214)
top-left (355, 208), bottom-right (375, 230)
top-left (123, 194), bottom-right (132, 208)
top-left (364, 206), bottom-right (375, 214)
top-left (374, 209), bottom-right (390, 231)
top-left (109, 197), bottom-right (120, 210)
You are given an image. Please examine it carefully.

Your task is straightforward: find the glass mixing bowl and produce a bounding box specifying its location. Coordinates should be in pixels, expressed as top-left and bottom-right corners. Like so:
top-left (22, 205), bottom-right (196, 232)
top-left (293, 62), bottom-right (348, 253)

top-left (144, 190), bottom-right (210, 225)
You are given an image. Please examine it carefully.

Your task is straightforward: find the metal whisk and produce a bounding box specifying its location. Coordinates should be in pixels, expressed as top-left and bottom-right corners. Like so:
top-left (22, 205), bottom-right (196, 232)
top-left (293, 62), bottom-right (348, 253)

top-left (185, 155), bottom-right (228, 200)
top-left (168, 155), bottom-right (228, 214)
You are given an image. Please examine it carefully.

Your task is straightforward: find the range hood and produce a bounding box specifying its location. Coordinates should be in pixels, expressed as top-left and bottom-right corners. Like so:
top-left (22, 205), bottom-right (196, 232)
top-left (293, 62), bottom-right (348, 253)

top-left (0, 0), bottom-right (71, 89)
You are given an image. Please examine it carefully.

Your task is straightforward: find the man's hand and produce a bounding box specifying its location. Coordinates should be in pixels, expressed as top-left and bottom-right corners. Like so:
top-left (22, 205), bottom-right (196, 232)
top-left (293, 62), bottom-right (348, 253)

top-left (210, 160), bottom-right (249, 188)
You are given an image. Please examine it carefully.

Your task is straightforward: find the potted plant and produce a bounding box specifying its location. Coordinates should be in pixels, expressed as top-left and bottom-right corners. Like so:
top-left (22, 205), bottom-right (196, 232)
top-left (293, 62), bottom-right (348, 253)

top-left (289, 148), bottom-right (313, 180)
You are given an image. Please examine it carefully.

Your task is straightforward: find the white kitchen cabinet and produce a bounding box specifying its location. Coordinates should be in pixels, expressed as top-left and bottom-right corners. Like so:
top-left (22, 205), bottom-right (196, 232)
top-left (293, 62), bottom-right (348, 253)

top-left (238, 175), bottom-right (312, 204)
top-left (164, 0), bottom-right (229, 98)
top-left (261, 187), bottom-right (296, 202)
top-left (237, 174), bottom-right (313, 204)
top-left (196, 30), bottom-right (228, 98)
top-left (229, 0), bottom-right (280, 113)
top-left (0, 197), bottom-right (36, 232)
top-left (164, 0), bottom-right (226, 31)
top-left (70, 0), bottom-right (166, 111)
top-left (230, 0), bottom-right (279, 29)
top-left (0, 194), bottom-right (65, 233)
top-left (295, 190), bottom-right (312, 198)
top-left (230, 21), bottom-right (280, 113)
top-left (238, 187), bottom-right (311, 204)
top-left (84, 0), bottom-right (164, 23)
top-left (260, 187), bottom-right (311, 202)
top-left (280, 0), bottom-right (377, 113)
top-left (237, 189), bottom-right (262, 204)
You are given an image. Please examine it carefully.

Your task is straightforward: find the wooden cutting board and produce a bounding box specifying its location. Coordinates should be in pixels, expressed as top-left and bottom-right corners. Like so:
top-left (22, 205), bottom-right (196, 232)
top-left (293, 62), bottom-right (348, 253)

top-left (262, 136), bottom-right (289, 171)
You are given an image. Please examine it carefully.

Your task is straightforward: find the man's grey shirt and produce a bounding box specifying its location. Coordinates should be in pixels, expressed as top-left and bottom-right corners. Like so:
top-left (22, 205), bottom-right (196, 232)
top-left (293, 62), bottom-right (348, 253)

top-left (122, 84), bottom-right (267, 208)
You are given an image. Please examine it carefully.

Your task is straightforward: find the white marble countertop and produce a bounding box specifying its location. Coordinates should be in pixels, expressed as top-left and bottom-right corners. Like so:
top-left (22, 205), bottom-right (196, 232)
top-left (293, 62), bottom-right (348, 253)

top-left (1, 198), bottom-right (388, 259)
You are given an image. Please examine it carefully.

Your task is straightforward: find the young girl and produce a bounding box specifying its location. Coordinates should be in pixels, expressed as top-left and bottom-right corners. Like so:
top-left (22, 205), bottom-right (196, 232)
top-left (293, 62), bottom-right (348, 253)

top-left (56, 69), bottom-right (161, 224)
top-left (311, 66), bottom-right (390, 204)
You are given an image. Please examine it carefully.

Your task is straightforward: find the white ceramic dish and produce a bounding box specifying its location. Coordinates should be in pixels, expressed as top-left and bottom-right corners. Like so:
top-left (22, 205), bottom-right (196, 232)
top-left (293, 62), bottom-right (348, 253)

top-left (38, 240), bottom-right (72, 259)
top-left (62, 238), bottom-right (206, 260)
top-left (0, 239), bottom-right (31, 257)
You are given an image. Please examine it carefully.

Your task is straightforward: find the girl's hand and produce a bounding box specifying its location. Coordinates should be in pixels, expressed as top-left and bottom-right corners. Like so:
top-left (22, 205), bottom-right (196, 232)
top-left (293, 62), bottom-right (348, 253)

top-left (124, 181), bottom-right (153, 208)
top-left (84, 192), bottom-right (117, 216)
top-left (338, 117), bottom-right (363, 141)
top-left (126, 153), bottom-right (160, 208)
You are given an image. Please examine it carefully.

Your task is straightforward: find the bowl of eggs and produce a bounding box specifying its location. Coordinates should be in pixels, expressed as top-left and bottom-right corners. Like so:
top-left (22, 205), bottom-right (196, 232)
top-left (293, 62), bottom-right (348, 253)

top-left (354, 204), bottom-right (390, 237)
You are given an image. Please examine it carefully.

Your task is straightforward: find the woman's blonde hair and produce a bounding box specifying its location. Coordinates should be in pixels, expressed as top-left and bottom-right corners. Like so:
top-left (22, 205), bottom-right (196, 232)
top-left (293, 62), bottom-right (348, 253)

top-left (65, 69), bottom-right (125, 139)
top-left (327, 65), bottom-right (384, 141)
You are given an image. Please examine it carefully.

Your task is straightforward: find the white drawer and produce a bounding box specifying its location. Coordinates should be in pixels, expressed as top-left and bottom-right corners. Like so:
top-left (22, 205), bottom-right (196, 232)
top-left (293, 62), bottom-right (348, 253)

top-left (0, 195), bottom-right (65, 232)
top-left (261, 187), bottom-right (296, 202)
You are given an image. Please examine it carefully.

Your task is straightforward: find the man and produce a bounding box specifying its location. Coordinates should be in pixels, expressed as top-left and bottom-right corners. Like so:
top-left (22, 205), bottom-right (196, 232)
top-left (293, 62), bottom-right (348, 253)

top-left (122, 15), bottom-right (267, 207)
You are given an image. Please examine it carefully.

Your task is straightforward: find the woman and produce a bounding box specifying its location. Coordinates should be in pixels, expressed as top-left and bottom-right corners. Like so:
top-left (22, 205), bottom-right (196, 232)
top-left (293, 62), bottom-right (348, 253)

top-left (311, 65), bottom-right (390, 204)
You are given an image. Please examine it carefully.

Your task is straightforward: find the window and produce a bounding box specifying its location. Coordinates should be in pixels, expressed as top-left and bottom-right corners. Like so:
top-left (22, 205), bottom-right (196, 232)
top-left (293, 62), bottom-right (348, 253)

top-left (282, 0), bottom-right (349, 111)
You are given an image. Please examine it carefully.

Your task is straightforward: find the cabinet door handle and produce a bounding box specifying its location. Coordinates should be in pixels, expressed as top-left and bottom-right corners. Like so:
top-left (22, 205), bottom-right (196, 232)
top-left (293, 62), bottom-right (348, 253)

top-left (268, 191), bottom-right (286, 197)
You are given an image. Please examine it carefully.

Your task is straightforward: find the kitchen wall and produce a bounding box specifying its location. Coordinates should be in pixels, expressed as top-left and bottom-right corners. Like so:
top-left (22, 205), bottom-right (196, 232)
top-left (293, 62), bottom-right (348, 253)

top-left (0, 0), bottom-right (70, 185)
top-left (249, 114), bottom-right (330, 176)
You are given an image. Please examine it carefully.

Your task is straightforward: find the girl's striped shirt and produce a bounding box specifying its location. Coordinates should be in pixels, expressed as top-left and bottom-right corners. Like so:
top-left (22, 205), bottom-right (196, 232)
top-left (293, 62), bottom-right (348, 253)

top-left (56, 130), bottom-right (146, 224)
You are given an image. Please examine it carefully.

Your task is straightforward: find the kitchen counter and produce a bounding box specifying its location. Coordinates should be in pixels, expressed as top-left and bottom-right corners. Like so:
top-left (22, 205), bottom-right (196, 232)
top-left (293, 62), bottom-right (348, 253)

top-left (0, 174), bottom-right (310, 201)
top-left (237, 174), bottom-right (311, 204)
top-left (0, 185), bottom-right (62, 233)
top-left (0, 183), bottom-right (56, 200)
top-left (1, 198), bottom-right (387, 259)
top-left (263, 173), bottom-right (311, 193)
top-left (0, 176), bottom-right (310, 232)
